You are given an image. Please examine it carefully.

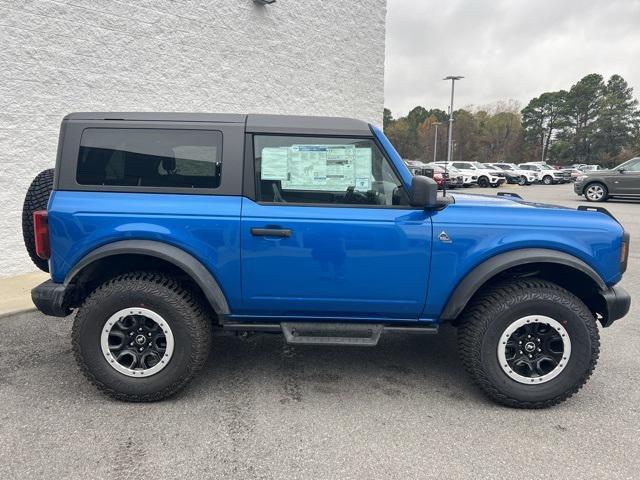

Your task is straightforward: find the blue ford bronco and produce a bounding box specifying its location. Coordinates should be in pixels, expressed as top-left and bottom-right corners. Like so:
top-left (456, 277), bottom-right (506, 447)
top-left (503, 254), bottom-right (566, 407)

top-left (25, 112), bottom-right (630, 408)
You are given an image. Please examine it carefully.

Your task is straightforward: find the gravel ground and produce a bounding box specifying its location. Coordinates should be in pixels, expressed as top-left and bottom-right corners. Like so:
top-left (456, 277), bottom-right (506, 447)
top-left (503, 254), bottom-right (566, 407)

top-left (1, 183), bottom-right (638, 479)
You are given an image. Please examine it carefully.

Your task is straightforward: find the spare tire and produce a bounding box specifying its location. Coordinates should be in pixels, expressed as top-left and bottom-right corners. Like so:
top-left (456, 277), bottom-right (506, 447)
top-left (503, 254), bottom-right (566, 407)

top-left (22, 169), bottom-right (54, 272)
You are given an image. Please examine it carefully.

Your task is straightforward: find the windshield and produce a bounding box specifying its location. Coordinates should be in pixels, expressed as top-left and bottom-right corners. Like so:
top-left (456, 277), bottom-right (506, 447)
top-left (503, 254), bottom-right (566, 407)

top-left (472, 162), bottom-right (486, 169)
top-left (539, 165), bottom-right (554, 170)
top-left (500, 165), bottom-right (515, 171)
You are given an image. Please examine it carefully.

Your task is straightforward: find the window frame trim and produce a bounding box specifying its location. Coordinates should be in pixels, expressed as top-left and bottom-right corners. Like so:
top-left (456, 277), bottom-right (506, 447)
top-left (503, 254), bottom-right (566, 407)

top-left (56, 120), bottom-right (244, 196)
top-left (75, 127), bottom-right (223, 192)
top-left (246, 132), bottom-right (414, 209)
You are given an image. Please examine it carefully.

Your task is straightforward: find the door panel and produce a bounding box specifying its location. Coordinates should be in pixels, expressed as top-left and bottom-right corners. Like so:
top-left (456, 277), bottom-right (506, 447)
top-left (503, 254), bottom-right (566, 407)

top-left (617, 172), bottom-right (640, 194)
top-left (240, 198), bottom-right (432, 320)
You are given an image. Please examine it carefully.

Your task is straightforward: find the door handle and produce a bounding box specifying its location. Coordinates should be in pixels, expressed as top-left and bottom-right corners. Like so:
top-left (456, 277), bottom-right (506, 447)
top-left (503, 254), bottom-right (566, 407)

top-left (250, 228), bottom-right (292, 238)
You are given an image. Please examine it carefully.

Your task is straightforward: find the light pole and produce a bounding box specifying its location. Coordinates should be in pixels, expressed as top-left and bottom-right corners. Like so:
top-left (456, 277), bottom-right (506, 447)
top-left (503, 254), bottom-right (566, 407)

top-left (443, 75), bottom-right (463, 196)
top-left (432, 122), bottom-right (441, 164)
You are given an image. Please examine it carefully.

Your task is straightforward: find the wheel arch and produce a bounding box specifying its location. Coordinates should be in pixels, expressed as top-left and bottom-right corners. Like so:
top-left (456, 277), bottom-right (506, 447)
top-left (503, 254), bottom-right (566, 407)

top-left (64, 240), bottom-right (230, 316)
top-left (440, 248), bottom-right (607, 322)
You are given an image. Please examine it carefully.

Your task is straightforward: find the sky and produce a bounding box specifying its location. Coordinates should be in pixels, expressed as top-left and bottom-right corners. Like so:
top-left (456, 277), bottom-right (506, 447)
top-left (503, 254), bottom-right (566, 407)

top-left (384, 0), bottom-right (640, 117)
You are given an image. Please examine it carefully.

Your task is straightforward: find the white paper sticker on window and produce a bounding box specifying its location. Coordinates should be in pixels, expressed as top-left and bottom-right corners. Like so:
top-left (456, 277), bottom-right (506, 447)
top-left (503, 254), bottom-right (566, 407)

top-left (262, 144), bottom-right (373, 191)
top-left (261, 147), bottom-right (289, 180)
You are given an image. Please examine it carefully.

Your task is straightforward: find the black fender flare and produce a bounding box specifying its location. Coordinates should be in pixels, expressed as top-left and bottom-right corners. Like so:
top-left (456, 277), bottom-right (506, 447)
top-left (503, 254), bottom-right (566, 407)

top-left (64, 240), bottom-right (230, 315)
top-left (439, 248), bottom-right (606, 321)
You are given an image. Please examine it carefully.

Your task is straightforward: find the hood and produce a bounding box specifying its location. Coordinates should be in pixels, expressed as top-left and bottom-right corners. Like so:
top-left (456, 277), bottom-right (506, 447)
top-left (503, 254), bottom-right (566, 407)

top-left (448, 192), bottom-right (623, 232)
top-left (450, 192), bottom-right (571, 210)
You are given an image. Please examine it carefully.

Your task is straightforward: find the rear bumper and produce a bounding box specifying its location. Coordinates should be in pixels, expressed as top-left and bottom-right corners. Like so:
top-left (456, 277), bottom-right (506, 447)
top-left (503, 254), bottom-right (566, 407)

top-left (600, 285), bottom-right (631, 327)
top-left (31, 280), bottom-right (73, 317)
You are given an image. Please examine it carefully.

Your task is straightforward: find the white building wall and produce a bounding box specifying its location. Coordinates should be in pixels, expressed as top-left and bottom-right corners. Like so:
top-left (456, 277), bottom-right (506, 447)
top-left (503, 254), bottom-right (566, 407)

top-left (0, 0), bottom-right (387, 277)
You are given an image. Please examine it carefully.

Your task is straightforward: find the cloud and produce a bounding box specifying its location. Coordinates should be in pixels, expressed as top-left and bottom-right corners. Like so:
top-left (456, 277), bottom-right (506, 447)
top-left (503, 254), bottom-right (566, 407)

top-left (384, 0), bottom-right (640, 117)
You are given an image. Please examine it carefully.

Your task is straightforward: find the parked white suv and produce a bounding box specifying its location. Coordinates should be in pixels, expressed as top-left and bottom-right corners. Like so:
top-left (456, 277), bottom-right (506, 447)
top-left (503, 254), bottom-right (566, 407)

top-left (518, 163), bottom-right (565, 185)
top-left (491, 163), bottom-right (538, 186)
top-left (437, 161), bottom-right (505, 188)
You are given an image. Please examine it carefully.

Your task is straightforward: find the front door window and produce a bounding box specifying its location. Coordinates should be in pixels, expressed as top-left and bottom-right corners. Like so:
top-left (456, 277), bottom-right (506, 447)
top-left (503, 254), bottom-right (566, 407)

top-left (254, 135), bottom-right (409, 206)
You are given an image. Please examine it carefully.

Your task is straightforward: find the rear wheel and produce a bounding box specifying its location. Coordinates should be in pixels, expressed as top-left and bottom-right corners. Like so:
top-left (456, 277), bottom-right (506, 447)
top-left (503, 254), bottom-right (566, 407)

top-left (584, 182), bottom-right (608, 202)
top-left (457, 279), bottom-right (599, 408)
top-left (22, 169), bottom-right (54, 272)
top-left (72, 272), bottom-right (212, 401)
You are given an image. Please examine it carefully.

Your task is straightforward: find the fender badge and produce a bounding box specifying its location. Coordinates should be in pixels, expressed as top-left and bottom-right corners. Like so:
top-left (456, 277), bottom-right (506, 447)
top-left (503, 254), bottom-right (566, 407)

top-left (438, 230), bottom-right (452, 243)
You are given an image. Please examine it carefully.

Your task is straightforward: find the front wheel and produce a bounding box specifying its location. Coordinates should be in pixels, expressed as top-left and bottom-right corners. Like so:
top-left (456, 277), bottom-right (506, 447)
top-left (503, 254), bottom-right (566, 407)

top-left (584, 182), bottom-right (609, 202)
top-left (477, 176), bottom-right (489, 188)
top-left (457, 279), bottom-right (599, 408)
top-left (72, 272), bottom-right (212, 401)
top-left (542, 175), bottom-right (553, 185)
top-left (517, 176), bottom-right (527, 186)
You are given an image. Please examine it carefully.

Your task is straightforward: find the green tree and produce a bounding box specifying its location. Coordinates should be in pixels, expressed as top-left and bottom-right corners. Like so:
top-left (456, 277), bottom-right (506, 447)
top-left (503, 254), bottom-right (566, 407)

top-left (593, 74), bottom-right (640, 165)
top-left (416, 114), bottom-right (447, 162)
top-left (450, 109), bottom-right (479, 163)
top-left (560, 73), bottom-right (605, 163)
top-left (478, 110), bottom-right (524, 163)
top-left (384, 118), bottom-right (414, 158)
top-left (383, 108), bottom-right (394, 130)
top-left (521, 91), bottom-right (567, 162)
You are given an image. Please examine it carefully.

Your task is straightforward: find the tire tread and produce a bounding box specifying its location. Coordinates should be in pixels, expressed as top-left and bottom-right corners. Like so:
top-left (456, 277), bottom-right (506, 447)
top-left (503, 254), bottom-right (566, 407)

top-left (72, 271), bottom-right (212, 402)
top-left (22, 168), bottom-right (54, 272)
top-left (457, 278), bottom-right (600, 409)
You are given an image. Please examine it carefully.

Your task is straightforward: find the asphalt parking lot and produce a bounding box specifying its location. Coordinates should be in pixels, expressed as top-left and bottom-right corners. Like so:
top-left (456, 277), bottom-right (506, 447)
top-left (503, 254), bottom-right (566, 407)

top-left (1, 183), bottom-right (638, 479)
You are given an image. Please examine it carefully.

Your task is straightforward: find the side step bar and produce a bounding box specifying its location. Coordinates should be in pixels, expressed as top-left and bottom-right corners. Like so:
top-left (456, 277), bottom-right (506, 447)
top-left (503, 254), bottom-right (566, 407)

top-left (222, 322), bottom-right (438, 346)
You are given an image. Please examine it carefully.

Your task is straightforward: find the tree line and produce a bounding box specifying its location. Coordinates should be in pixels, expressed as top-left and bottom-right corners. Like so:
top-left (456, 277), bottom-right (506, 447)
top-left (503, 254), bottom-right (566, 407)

top-left (384, 73), bottom-right (640, 167)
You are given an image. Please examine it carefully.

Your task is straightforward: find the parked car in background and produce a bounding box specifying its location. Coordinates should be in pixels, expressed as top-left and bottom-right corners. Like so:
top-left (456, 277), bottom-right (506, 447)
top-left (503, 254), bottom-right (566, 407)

top-left (579, 165), bottom-right (602, 172)
top-left (483, 163), bottom-right (519, 184)
top-left (404, 159), bottom-right (431, 176)
top-left (568, 168), bottom-right (583, 182)
top-left (424, 163), bottom-right (465, 189)
top-left (486, 163), bottom-right (534, 185)
top-left (438, 164), bottom-right (477, 187)
top-left (519, 163), bottom-right (569, 185)
top-left (436, 161), bottom-right (505, 188)
top-left (574, 157), bottom-right (640, 202)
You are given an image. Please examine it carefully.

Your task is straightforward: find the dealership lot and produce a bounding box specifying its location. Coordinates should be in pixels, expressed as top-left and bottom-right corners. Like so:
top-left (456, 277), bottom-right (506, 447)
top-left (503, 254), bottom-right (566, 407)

top-left (1, 184), bottom-right (638, 479)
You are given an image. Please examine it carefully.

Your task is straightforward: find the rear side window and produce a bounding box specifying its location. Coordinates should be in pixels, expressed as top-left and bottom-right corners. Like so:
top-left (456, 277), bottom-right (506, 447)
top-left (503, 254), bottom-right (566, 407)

top-left (76, 128), bottom-right (222, 189)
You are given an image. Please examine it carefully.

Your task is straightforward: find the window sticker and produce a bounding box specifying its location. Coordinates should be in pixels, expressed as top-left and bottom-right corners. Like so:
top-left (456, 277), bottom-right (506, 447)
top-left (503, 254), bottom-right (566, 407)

top-left (261, 147), bottom-right (289, 180)
top-left (260, 144), bottom-right (372, 191)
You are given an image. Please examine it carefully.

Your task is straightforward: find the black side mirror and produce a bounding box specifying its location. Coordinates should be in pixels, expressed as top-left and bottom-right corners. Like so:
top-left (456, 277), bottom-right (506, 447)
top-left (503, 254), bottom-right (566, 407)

top-left (619, 168), bottom-right (626, 174)
top-left (410, 175), bottom-right (438, 208)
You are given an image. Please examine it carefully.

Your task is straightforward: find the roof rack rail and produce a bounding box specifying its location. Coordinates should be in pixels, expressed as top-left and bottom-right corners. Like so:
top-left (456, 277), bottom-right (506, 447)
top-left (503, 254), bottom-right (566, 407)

top-left (577, 205), bottom-right (619, 223)
top-left (497, 192), bottom-right (522, 199)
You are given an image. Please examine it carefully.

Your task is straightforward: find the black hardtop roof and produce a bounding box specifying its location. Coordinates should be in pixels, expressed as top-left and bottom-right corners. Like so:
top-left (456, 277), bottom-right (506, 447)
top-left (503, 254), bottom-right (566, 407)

top-left (63, 112), bottom-right (372, 136)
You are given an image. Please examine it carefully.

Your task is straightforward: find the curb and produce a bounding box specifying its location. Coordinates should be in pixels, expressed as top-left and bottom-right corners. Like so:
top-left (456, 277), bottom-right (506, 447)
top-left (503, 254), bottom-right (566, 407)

top-left (0, 271), bottom-right (49, 319)
top-left (0, 306), bottom-right (37, 319)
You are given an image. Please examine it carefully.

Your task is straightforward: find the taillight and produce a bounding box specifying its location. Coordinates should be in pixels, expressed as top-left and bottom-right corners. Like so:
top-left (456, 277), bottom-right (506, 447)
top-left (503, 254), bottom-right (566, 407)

top-left (620, 232), bottom-right (630, 273)
top-left (33, 210), bottom-right (50, 260)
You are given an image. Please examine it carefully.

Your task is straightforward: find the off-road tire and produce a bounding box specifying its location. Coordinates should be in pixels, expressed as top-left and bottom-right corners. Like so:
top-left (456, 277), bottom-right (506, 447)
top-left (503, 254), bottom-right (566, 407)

top-left (22, 168), bottom-right (54, 272)
top-left (457, 278), bottom-right (599, 408)
top-left (72, 272), bottom-right (212, 402)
